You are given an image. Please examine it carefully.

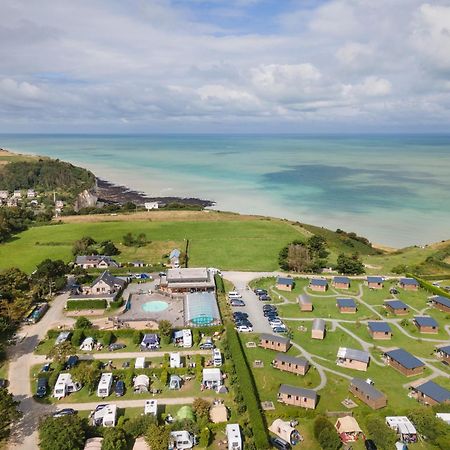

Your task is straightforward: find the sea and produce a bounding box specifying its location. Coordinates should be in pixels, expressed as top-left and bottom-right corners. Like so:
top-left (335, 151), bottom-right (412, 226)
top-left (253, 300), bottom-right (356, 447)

top-left (1, 134), bottom-right (449, 248)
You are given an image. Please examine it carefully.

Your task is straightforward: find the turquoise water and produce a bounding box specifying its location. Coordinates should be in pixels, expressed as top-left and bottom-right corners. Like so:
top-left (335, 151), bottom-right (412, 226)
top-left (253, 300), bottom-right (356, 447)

top-left (142, 301), bottom-right (169, 313)
top-left (0, 134), bottom-right (449, 247)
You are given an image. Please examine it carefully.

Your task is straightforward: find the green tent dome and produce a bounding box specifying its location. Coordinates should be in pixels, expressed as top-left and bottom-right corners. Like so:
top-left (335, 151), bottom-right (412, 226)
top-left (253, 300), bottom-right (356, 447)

top-left (176, 405), bottom-right (195, 421)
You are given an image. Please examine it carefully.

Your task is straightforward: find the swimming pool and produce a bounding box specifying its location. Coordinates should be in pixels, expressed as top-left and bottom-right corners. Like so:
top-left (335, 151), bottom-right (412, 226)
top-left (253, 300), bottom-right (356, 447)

top-left (142, 301), bottom-right (169, 313)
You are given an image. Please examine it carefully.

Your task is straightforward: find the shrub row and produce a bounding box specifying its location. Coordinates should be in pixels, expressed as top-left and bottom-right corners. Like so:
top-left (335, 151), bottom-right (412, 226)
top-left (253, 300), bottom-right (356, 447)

top-left (407, 273), bottom-right (450, 299)
top-left (225, 324), bottom-right (270, 449)
top-left (66, 300), bottom-right (107, 310)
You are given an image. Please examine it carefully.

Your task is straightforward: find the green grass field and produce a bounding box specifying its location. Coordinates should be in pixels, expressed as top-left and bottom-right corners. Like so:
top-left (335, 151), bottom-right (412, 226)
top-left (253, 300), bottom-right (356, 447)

top-left (0, 219), bottom-right (307, 272)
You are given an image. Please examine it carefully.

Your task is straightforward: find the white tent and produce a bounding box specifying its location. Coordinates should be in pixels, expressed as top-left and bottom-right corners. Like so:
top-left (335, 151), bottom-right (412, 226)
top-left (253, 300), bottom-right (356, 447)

top-left (134, 374), bottom-right (150, 393)
top-left (80, 337), bottom-right (95, 351)
top-left (269, 419), bottom-right (301, 445)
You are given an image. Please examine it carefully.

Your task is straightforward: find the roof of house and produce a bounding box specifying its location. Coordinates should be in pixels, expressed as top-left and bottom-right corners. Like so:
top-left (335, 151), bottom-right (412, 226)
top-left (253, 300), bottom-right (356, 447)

top-left (400, 277), bottom-right (419, 286)
top-left (76, 255), bottom-right (116, 265)
top-left (310, 278), bottom-right (328, 286)
top-left (333, 276), bottom-right (350, 284)
top-left (298, 294), bottom-right (312, 305)
top-left (335, 416), bottom-right (362, 433)
top-left (385, 300), bottom-right (409, 310)
top-left (279, 384), bottom-right (317, 400)
top-left (414, 316), bottom-right (439, 328)
top-left (368, 321), bottom-right (391, 333)
top-left (337, 347), bottom-right (370, 363)
top-left (350, 378), bottom-right (385, 399)
top-left (438, 345), bottom-right (450, 356)
top-left (385, 348), bottom-right (424, 369)
top-left (367, 276), bottom-right (384, 283)
top-left (431, 295), bottom-right (450, 308)
top-left (312, 318), bottom-right (325, 331)
top-left (260, 333), bottom-right (290, 345)
top-left (274, 353), bottom-right (309, 367)
top-left (414, 380), bottom-right (450, 403)
top-left (169, 249), bottom-right (181, 259)
top-left (91, 271), bottom-right (125, 289)
top-left (337, 298), bottom-right (356, 308)
top-left (276, 276), bottom-right (294, 286)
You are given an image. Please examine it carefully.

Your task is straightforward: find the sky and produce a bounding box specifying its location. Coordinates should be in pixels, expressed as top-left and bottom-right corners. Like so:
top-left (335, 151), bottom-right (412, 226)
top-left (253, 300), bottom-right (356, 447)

top-left (1, 0), bottom-right (450, 133)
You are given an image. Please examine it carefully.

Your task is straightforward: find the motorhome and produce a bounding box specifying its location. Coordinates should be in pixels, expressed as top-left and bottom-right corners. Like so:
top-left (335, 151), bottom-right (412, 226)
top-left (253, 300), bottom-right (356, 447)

top-left (226, 424), bottom-right (242, 450)
top-left (91, 404), bottom-right (117, 427)
top-left (53, 373), bottom-right (82, 399)
top-left (169, 431), bottom-right (196, 450)
top-left (213, 349), bottom-right (222, 367)
top-left (97, 373), bottom-right (113, 398)
top-left (144, 399), bottom-right (158, 416)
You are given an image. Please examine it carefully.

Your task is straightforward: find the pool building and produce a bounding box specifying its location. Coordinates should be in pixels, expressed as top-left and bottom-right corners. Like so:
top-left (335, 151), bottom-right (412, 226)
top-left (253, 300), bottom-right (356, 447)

top-left (184, 292), bottom-right (221, 327)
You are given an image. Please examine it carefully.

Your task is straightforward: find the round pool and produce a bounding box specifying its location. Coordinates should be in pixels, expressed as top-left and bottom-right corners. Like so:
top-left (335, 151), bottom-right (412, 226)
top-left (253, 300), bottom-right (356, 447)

top-left (142, 300), bottom-right (169, 313)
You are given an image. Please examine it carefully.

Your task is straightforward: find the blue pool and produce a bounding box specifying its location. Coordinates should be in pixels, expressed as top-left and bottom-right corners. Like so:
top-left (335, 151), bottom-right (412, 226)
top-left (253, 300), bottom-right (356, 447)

top-left (142, 301), bottom-right (169, 313)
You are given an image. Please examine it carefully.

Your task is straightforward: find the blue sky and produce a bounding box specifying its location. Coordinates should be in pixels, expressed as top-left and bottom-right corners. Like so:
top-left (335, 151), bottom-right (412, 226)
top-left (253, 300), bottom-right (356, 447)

top-left (1, 0), bottom-right (450, 133)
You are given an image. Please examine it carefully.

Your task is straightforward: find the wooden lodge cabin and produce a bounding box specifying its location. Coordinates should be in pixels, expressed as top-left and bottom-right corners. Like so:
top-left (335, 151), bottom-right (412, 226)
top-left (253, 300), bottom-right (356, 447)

top-left (436, 345), bottom-right (450, 364)
top-left (336, 347), bottom-right (370, 371)
top-left (410, 380), bottom-right (450, 406)
top-left (337, 298), bottom-right (357, 314)
top-left (298, 294), bottom-right (313, 311)
top-left (384, 348), bottom-right (425, 377)
top-left (277, 384), bottom-right (317, 409)
top-left (311, 318), bottom-right (325, 340)
top-left (349, 378), bottom-right (387, 410)
top-left (276, 276), bottom-right (294, 292)
top-left (429, 295), bottom-right (450, 313)
top-left (368, 321), bottom-right (392, 340)
top-left (309, 278), bottom-right (328, 292)
top-left (367, 276), bottom-right (384, 289)
top-left (384, 300), bottom-right (409, 315)
top-left (333, 276), bottom-right (350, 290)
top-left (399, 277), bottom-right (419, 291)
top-left (272, 354), bottom-right (309, 376)
top-left (259, 334), bottom-right (291, 353)
top-left (413, 316), bottom-right (439, 334)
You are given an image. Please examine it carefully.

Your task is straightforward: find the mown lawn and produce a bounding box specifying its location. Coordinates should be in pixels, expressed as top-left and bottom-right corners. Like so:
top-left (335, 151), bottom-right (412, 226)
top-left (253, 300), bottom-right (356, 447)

top-left (0, 219), bottom-right (307, 272)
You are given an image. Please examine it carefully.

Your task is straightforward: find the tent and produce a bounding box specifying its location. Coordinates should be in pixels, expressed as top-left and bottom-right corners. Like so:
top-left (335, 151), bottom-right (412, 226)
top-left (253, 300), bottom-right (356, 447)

top-left (269, 419), bottom-right (302, 445)
top-left (210, 404), bottom-right (228, 423)
top-left (176, 406), bottom-right (195, 422)
top-left (335, 416), bottom-right (364, 443)
top-left (135, 357), bottom-right (146, 369)
top-left (80, 337), bottom-right (95, 351)
top-left (169, 375), bottom-right (182, 390)
top-left (134, 374), bottom-right (150, 393)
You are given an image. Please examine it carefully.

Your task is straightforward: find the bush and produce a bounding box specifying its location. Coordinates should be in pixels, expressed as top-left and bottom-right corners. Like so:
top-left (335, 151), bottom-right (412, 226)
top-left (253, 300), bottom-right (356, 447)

top-left (365, 414), bottom-right (397, 450)
top-left (66, 299), bottom-right (107, 310)
top-left (39, 415), bottom-right (86, 450)
top-left (318, 427), bottom-right (341, 450)
top-left (133, 331), bottom-right (143, 345)
top-left (198, 427), bottom-right (210, 448)
top-left (192, 398), bottom-right (210, 421)
top-left (71, 329), bottom-right (84, 346)
top-left (160, 370), bottom-right (168, 386)
top-left (123, 414), bottom-right (157, 438)
top-left (74, 317), bottom-right (93, 329)
top-left (101, 331), bottom-right (113, 346)
top-left (109, 299), bottom-right (123, 310)
top-left (101, 427), bottom-right (128, 450)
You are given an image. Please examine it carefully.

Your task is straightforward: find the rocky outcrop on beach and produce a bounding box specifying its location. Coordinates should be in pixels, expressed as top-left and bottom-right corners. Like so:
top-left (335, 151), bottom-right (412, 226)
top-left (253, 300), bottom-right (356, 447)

top-left (74, 189), bottom-right (98, 211)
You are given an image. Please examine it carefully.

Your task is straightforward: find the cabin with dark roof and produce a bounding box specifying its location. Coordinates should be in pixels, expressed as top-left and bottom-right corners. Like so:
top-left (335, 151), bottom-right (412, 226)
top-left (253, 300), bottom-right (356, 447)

top-left (410, 381), bottom-right (450, 406)
top-left (298, 294), bottom-right (313, 311)
top-left (272, 354), bottom-right (309, 376)
top-left (413, 316), bottom-right (439, 334)
top-left (436, 345), bottom-right (450, 364)
top-left (384, 348), bottom-right (425, 377)
top-left (384, 300), bottom-right (409, 315)
top-left (337, 347), bottom-right (370, 371)
top-left (399, 277), bottom-right (419, 291)
top-left (310, 278), bottom-right (328, 292)
top-left (312, 318), bottom-right (325, 340)
top-left (276, 276), bottom-right (294, 292)
top-left (349, 378), bottom-right (387, 410)
top-left (367, 276), bottom-right (384, 289)
top-left (277, 384), bottom-right (317, 409)
top-left (337, 298), bottom-right (357, 314)
top-left (430, 295), bottom-right (450, 313)
top-left (333, 276), bottom-right (350, 290)
top-left (368, 321), bottom-right (392, 340)
top-left (259, 334), bottom-right (291, 353)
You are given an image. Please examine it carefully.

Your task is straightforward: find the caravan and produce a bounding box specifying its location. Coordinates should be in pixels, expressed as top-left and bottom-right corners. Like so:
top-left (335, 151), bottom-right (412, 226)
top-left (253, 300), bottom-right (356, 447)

top-left (170, 352), bottom-right (182, 368)
top-left (226, 424), bottom-right (242, 450)
top-left (169, 431), bottom-right (196, 450)
top-left (144, 399), bottom-right (158, 416)
top-left (53, 373), bottom-right (82, 399)
top-left (213, 349), bottom-right (222, 367)
top-left (91, 404), bottom-right (117, 427)
top-left (97, 373), bottom-right (113, 398)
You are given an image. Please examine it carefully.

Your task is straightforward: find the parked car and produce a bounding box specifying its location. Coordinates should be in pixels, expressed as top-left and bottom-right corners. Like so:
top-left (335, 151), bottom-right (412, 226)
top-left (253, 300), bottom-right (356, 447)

top-left (230, 299), bottom-right (245, 307)
top-left (53, 408), bottom-right (77, 418)
top-left (114, 380), bottom-right (125, 397)
top-left (36, 377), bottom-right (48, 398)
top-left (270, 436), bottom-right (291, 450)
top-left (200, 339), bottom-right (215, 350)
top-left (236, 325), bottom-right (253, 332)
top-left (365, 440), bottom-right (377, 450)
top-left (258, 295), bottom-right (271, 301)
top-left (109, 343), bottom-right (126, 351)
top-left (272, 326), bottom-right (288, 333)
top-left (254, 289), bottom-right (268, 295)
top-left (263, 305), bottom-right (277, 312)
top-left (233, 312), bottom-right (248, 319)
top-left (235, 320), bottom-right (253, 328)
top-left (64, 355), bottom-right (79, 370)
top-left (41, 363), bottom-right (51, 373)
top-left (389, 287), bottom-right (398, 294)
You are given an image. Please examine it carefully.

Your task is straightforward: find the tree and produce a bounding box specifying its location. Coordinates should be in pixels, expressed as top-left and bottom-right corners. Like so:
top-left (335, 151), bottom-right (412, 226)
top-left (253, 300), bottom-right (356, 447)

top-left (313, 415), bottom-right (334, 439)
top-left (192, 398), bottom-right (211, 421)
top-left (123, 414), bottom-right (156, 438)
top-left (198, 427), bottom-right (211, 448)
top-left (100, 240), bottom-right (120, 255)
top-left (31, 259), bottom-right (69, 296)
top-left (0, 388), bottom-right (22, 441)
top-left (365, 415), bottom-right (397, 450)
top-left (287, 243), bottom-right (311, 272)
top-left (158, 320), bottom-right (172, 344)
top-left (335, 253), bottom-right (365, 275)
top-left (71, 329), bottom-right (84, 346)
top-left (307, 235), bottom-right (329, 259)
top-left (74, 316), bottom-right (93, 329)
top-left (145, 424), bottom-right (170, 450)
top-left (72, 361), bottom-right (101, 394)
top-left (407, 408), bottom-right (450, 448)
top-left (123, 233), bottom-right (135, 247)
top-left (72, 236), bottom-right (97, 256)
top-left (318, 427), bottom-right (341, 450)
top-left (39, 415), bottom-right (86, 450)
top-left (46, 341), bottom-right (75, 364)
top-left (102, 427), bottom-right (128, 450)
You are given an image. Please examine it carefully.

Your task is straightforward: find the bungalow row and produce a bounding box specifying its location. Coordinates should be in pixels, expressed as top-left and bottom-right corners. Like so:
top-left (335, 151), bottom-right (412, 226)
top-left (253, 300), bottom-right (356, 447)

top-left (349, 378), bottom-right (387, 409)
top-left (384, 348), bottom-right (425, 377)
top-left (333, 276), bottom-right (350, 290)
top-left (309, 278), bottom-right (328, 292)
top-left (399, 277), bottom-right (419, 291)
top-left (276, 276), bottom-right (294, 292)
top-left (272, 354), bottom-right (309, 376)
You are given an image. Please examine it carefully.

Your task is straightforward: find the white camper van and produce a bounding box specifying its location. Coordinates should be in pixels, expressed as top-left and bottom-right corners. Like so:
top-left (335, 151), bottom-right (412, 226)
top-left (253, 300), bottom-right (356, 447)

top-left (169, 431), bottom-right (196, 450)
top-left (213, 349), bottom-right (222, 367)
top-left (53, 373), bottom-right (82, 399)
top-left (97, 373), bottom-right (113, 398)
top-left (91, 404), bottom-right (117, 427)
top-left (170, 352), bottom-right (182, 368)
top-left (182, 329), bottom-right (192, 348)
top-left (144, 399), bottom-right (158, 416)
top-left (226, 424), bottom-right (242, 450)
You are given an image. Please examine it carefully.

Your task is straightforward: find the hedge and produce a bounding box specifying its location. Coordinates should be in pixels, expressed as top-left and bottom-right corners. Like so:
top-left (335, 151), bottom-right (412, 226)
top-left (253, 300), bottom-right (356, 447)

top-left (407, 274), bottom-right (450, 299)
top-left (66, 299), bottom-right (107, 310)
top-left (225, 325), bottom-right (270, 449)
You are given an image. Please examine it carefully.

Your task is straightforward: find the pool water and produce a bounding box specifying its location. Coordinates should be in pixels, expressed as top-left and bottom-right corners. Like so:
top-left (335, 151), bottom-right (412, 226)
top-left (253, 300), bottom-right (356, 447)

top-left (142, 301), bottom-right (169, 313)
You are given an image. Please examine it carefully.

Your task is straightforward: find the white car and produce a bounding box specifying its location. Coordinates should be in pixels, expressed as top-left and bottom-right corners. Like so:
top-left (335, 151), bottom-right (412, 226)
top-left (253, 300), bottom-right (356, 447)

top-left (269, 319), bottom-right (283, 327)
top-left (236, 325), bottom-right (253, 332)
top-left (228, 291), bottom-right (242, 299)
